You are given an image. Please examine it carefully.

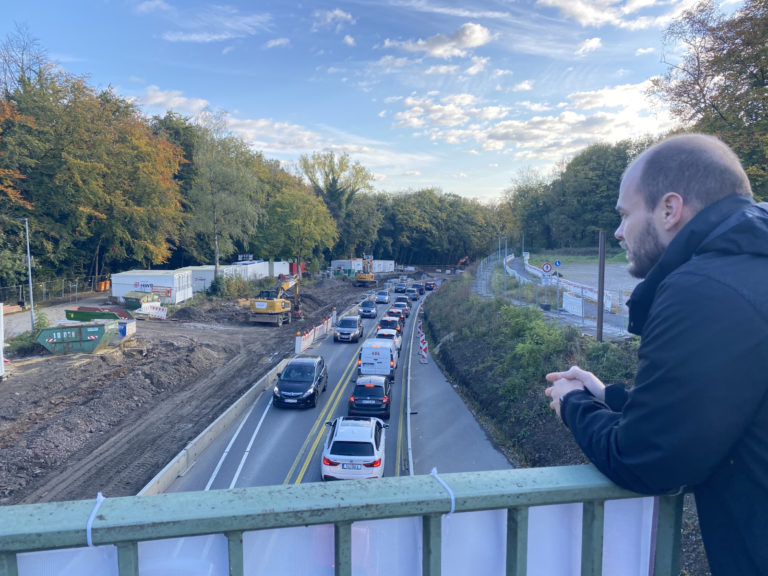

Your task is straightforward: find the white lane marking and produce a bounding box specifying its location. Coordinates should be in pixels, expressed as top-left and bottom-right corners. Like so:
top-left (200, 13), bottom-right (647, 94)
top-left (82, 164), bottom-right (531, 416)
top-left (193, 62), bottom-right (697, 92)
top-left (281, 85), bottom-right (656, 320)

top-left (229, 399), bottom-right (273, 488)
top-left (204, 399), bottom-right (262, 491)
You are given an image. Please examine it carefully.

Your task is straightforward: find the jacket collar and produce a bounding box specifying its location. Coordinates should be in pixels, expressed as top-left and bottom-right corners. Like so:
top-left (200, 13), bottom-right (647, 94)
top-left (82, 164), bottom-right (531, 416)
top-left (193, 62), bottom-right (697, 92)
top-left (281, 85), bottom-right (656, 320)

top-left (627, 194), bottom-right (756, 335)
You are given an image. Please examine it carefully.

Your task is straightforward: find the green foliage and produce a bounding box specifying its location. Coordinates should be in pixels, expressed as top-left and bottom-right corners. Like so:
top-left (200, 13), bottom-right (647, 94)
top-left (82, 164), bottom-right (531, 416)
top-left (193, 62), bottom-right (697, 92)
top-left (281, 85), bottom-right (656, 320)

top-left (424, 271), bottom-right (638, 464)
top-left (209, 273), bottom-right (251, 298)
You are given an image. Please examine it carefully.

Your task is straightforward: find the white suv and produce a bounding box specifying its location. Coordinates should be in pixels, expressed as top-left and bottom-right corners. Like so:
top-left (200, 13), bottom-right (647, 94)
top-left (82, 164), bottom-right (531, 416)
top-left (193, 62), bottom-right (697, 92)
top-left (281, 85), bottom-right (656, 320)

top-left (321, 417), bottom-right (387, 480)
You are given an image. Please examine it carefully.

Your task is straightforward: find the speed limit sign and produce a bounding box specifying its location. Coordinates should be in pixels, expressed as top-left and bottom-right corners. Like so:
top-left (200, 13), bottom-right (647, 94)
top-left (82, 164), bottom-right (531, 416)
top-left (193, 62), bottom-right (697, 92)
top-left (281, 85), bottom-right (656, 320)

top-left (542, 262), bottom-right (553, 274)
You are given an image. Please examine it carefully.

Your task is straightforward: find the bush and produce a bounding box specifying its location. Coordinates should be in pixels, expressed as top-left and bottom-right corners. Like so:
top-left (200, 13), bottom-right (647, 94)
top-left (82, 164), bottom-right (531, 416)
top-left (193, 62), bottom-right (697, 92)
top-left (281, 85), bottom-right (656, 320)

top-left (209, 274), bottom-right (251, 298)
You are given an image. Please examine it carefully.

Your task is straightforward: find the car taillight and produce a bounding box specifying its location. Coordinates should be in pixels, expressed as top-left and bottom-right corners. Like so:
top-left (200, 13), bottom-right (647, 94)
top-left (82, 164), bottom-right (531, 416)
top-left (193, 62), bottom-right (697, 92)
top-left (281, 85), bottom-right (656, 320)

top-left (357, 358), bottom-right (361, 367)
top-left (382, 396), bottom-right (389, 404)
top-left (323, 457), bottom-right (340, 466)
top-left (349, 395), bottom-right (355, 403)
top-left (364, 458), bottom-right (382, 468)
top-left (390, 359), bottom-right (394, 368)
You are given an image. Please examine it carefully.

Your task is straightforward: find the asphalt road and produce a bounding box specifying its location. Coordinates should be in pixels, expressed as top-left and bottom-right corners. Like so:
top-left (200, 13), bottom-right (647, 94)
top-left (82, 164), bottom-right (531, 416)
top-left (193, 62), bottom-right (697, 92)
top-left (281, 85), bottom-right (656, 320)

top-left (164, 288), bottom-right (513, 493)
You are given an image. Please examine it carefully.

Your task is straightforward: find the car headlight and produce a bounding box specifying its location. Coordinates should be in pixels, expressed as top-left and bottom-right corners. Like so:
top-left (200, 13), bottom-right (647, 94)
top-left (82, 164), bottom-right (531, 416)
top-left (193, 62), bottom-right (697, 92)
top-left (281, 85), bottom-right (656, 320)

top-left (273, 386), bottom-right (280, 396)
top-left (301, 386), bottom-right (315, 398)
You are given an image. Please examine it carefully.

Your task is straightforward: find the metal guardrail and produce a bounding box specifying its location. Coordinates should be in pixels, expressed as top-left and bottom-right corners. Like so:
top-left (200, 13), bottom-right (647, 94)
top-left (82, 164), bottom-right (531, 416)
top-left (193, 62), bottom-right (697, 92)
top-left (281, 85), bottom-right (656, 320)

top-left (0, 465), bottom-right (683, 576)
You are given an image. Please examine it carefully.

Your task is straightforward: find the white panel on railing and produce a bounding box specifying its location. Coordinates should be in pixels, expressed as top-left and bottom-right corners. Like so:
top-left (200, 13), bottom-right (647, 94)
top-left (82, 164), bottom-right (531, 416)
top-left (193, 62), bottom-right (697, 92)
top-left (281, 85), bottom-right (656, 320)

top-left (139, 534), bottom-right (228, 576)
top-left (243, 524), bottom-right (334, 575)
top-left (17, 546), bottom-right (118, 576)
top-left (442, 510), bottom-right (506, 575)
top-left (352, 518), bottom-right (420, 575)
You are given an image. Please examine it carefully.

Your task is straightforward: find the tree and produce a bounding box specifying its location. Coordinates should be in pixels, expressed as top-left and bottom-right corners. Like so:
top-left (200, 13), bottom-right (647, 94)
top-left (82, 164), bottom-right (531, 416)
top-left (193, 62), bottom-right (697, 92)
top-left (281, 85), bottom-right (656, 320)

top-left (188, 109), bottom-right (263, 274)
top-left (0, 23), bottom-right (47, 96)
top-left (262, 186), bottom-right (337, 275)
top-left (299, 151), bottom-right (374, 225)
top-left (650, 0), bottom-right (768, 199)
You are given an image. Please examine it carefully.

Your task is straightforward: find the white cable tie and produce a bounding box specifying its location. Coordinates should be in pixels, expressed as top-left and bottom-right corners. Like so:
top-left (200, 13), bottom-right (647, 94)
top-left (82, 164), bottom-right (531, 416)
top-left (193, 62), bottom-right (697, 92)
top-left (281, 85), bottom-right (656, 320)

top-left (86, 492), bottom-right (105, 547)
top-left (430, 467), bottom-right (455, 518)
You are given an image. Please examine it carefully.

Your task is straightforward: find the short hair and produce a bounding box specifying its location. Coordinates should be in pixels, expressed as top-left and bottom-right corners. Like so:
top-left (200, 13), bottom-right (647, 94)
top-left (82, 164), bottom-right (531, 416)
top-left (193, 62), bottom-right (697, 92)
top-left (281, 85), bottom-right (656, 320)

top-left (635, 134), bottom-right (753, 212)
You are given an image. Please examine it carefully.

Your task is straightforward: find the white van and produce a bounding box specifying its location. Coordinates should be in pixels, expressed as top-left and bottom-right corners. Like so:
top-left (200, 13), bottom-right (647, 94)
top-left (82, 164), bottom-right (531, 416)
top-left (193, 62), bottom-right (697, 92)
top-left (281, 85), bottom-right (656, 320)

top-left (357, 338), bottom-right (399, 380)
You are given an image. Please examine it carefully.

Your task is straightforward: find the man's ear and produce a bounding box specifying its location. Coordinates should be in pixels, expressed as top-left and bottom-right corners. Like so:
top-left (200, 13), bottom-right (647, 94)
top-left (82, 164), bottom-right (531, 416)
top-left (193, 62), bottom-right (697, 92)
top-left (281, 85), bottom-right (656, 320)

top-left (659, 192), bottom-right (686, 231)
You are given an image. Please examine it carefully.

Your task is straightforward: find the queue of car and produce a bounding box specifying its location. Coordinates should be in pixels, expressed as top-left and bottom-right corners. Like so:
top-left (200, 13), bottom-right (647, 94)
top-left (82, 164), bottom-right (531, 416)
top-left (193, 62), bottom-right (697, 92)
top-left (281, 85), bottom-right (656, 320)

top-left (272, 275), bottom-right (437, 481)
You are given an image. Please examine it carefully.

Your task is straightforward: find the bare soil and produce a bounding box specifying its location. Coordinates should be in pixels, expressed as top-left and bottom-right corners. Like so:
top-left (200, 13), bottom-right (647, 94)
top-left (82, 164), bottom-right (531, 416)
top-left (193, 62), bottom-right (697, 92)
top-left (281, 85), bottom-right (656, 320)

top-left (0, 278), bottom-right (365, 505)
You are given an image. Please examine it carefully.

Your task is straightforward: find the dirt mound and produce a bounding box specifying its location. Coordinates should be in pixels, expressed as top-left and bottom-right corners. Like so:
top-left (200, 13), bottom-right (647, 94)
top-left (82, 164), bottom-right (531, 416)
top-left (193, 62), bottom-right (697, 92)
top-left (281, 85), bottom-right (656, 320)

top-left (0, 277), bottom-right (369, 504)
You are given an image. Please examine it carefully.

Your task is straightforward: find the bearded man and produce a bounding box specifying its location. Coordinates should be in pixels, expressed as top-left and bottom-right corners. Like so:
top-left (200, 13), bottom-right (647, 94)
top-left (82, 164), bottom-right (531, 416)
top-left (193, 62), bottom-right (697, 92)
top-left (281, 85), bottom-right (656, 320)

top-left (545, 134), bottom-right (768, 575)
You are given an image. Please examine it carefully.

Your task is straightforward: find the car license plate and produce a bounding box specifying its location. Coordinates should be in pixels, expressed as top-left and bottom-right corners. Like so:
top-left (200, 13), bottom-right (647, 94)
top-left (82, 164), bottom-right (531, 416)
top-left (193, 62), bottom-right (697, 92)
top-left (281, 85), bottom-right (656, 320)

top-left (342, 463), bottom-right (362, 470)
top-left (284, 399), bottom-right (297, 403)
top-left (361, 399), bottom-right (377, 404)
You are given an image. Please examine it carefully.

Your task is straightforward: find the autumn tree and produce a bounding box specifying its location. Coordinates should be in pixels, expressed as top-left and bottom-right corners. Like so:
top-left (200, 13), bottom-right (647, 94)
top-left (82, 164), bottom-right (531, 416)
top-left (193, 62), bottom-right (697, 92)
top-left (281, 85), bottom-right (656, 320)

top-left (650, 0), bottom-right (768, 199)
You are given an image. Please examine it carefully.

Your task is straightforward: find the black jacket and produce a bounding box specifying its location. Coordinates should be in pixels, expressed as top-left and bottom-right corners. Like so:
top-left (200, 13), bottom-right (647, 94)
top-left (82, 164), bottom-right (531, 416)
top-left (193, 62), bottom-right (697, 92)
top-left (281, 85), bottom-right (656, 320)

top-left (561, 195), bottom-right (768, 576)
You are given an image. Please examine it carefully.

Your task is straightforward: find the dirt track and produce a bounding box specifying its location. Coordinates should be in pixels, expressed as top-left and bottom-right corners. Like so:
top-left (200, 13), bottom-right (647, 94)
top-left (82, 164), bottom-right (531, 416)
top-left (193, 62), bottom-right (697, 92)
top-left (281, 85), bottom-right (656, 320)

top-left (0, 279), bottom-right (366, 504)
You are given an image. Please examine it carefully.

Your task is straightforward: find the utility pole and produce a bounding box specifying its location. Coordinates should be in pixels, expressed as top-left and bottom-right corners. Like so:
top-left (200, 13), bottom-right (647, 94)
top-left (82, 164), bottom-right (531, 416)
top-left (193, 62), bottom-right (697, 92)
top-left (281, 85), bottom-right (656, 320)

top-left (16, 218), bottom-right (35, 331)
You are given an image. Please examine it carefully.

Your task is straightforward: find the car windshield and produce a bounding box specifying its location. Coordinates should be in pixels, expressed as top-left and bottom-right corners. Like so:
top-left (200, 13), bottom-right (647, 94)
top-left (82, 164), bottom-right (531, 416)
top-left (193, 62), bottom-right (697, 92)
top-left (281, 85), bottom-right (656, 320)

top-left (362, 302), bottom-right (374, 309)
top-left (377, 333), bottom-right (393, 340)
top-left (331, 441), bottom-right (374, 456)
top-left (377, 292), bottom-right (387, 297)
top-left (354, 385), bottom-right (384, 398)
top-left (339, 318), bottom-right (358, 328)
top-left (380, 320), bottom-right (398, 329)
top-left (393, 302), bottom-right (406, 308)
top-left (282, 364), bottom-right (314, 381)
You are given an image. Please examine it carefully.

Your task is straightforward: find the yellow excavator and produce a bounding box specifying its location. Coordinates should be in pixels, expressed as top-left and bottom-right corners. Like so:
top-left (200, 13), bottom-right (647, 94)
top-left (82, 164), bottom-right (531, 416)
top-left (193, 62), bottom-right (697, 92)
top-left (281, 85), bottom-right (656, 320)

top-left (249, 275), bottom-right (301, 326)
top-left (354, 254), bottom-right (376, 288)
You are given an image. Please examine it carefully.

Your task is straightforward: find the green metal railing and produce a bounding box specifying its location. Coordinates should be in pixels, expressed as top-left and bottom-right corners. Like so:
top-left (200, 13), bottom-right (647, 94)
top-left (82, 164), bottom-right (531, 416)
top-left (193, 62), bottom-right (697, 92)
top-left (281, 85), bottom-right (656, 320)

top-left (0, 465), bottom-right (683, 576)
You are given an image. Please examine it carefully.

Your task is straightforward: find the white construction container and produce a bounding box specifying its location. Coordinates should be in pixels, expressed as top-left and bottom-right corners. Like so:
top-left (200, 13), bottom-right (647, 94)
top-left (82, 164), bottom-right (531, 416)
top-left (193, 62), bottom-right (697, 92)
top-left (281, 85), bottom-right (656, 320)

top-left (373, 260), bottom-right (395, 273)
top-left (110, 269), bottom-right (193, 304)
top-left (178, 265), bottom-right (238, 293)
top-left (231, 260), bottom-right (269, 280)
top-left (269, 261), bottom-right (291, 277)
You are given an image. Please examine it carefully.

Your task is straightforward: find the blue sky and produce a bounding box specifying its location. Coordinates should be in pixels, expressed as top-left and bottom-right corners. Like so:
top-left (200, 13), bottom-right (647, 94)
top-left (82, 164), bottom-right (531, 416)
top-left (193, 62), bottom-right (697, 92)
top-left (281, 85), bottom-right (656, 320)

top-left (1, 0), bottom-right (740, 202)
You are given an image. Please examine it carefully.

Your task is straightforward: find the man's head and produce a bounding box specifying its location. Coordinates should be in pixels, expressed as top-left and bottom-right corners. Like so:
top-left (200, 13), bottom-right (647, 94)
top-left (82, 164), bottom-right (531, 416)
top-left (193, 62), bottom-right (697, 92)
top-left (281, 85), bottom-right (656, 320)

top-left (615, 134), bottom-right (752, 278)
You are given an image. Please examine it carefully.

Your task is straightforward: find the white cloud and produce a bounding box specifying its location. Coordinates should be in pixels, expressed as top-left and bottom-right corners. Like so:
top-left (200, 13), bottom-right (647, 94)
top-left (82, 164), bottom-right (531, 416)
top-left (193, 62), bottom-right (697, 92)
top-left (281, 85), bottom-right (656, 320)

top-left (466, 56), bottom-right (489, 76)
top-left (374, 55), bottom-right (412, 72)
top-left (635, 47), bottom-right (654, 55)
top-left (136, 0), bottom-right (170, 14)
top-left (265, 38), bottom-right (290, 49)
top-left (455, 173), bottom-right (468, 179)
top-left (378, 110), bottom-right (387, 118)
top-left (405, 170), bottom-right (421, 176)
top-left (141, 86), bottom-right (209, 113)
top-left (344, 35), bottom-right (356, 46)
top-left (425, 65), bottom-right (459, 75)
top-left (313, 8), bottom-right (356, 32)
top-left (488, 163), bottom-right (499, 168)
top-left (222, 46), bottom-right (234, 55)
top-left (519, 101), bottom-right (552, 112)
top-left (385, 22), bottom-right (492, 59)
top-left (513, 80), bottom-right (534, 91)
top-left (161, 6), bottom-right (271, 43)
top-left (536, 0), bottom-right (697, 31)
top-left (575, 37), bottom-right (602, 57)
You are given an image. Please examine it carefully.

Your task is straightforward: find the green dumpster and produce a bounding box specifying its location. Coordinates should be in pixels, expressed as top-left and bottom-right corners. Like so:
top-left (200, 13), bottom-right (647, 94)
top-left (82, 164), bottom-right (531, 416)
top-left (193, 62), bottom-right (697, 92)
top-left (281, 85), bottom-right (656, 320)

top-left (123, 291), bottom-right (159, 311)
top-left (65, 307), bottom-right (133, 321)
top-left (36, 320), bottom-right (118, 354)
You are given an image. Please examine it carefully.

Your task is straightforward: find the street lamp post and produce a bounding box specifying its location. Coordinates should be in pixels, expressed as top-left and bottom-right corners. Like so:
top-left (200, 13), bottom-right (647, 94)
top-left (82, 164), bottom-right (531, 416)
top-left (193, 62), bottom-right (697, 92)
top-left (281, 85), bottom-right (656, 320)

top-left (15, 218), bottom-right (35, 331)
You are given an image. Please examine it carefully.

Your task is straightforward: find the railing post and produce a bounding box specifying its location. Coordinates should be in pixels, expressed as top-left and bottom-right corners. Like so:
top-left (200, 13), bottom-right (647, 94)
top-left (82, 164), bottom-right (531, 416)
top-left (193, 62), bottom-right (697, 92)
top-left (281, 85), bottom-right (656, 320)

top-left (581, 501), bottom-right (604, 576)
top-left (506, 507), bottom-right (528, 576)
top-left (0, 553), bottom-right (18, 576)
top-left (334, 521), bottom-right (352, 576)
top-left (653, 494), bottom-right (684, 576)
top-left (422, 514), bottom-right (442, 576)
top-left (227, 531), bottom-right (244, 576)
top-left (117, 542), bottom-right (138, 576)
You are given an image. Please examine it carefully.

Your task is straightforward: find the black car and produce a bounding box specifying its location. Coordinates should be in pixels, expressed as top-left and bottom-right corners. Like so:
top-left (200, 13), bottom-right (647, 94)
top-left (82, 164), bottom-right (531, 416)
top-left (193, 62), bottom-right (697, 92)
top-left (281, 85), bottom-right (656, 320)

top-left (273, 355), bottom-right (328, 408)
top-left (348, 375), bottom-right (392, 419)
top-left (394, 282), bottom-right (407, 293)
top-left (359, 300), bottom-right (377, 318)
top-left (387, 306), bottom-right (406, 322)
top-left (424, 281), bottom-right (436, 290)
top-left (412, 283), bottom-right (425, 295)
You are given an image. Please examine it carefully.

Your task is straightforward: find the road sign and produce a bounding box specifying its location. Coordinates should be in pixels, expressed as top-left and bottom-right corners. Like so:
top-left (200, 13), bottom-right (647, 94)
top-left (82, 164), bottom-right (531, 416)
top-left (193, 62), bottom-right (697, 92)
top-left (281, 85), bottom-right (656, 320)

top-left (554, 259), bottom-right (561, 267)
top-left (541, 262), bottom-right (553, 274)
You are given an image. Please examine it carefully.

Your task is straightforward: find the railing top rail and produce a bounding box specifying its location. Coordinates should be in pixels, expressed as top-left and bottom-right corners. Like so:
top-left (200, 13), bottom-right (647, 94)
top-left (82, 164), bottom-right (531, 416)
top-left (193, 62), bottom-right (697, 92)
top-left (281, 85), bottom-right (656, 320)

top-left (1, 465), bottom-right (643, 554)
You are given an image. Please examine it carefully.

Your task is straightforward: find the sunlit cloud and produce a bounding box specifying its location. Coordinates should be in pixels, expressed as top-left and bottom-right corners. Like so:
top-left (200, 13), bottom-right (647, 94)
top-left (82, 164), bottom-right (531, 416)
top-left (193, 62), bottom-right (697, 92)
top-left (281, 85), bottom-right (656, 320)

top-left (265, 38), bottom-right (290, 49)
top-left (160, 6), bottom-right (271, 43)
top-left (575, 37), bottom-right (602, 57)
top-left (425, 65), bottom-right (459, 75)
top-left (385, 22), bottom-right (493, 59)
top-left (136, 0), bottom-right (170, 14)
top-left (141, 85), bottom-right (209, 113)
top-left (466, 56), bottom-right (489, 76)
top-left (313, 8), bottom-right (356, 32)
top-left (513, 80), bottom-right (534, 91)
top-left (635, 47), bottom-right (654, 55)
top-left (344, 35), bottom-right (356, 46)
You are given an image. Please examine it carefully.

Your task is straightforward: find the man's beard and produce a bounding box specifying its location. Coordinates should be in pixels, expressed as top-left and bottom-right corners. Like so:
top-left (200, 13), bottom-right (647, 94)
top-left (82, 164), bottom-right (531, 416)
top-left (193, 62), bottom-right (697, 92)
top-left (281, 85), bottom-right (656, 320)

top-left (625, 217), bottom-right (666, 279)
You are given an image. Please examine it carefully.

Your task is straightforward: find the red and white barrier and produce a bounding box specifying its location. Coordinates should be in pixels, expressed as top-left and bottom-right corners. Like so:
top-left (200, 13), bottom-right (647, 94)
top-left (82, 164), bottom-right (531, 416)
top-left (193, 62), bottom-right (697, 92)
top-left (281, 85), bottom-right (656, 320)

top-left (417, 319), bottom-right (428, 364)
top-left (295, 315), bottom-right (333, 354)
